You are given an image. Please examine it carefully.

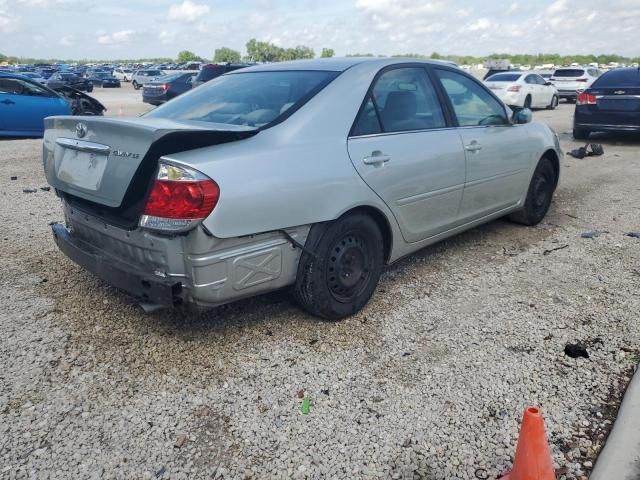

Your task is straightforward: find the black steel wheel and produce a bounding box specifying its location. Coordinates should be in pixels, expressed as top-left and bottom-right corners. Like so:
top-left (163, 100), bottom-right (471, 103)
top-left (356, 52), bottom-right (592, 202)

top-left (294, 213), bottom-right (384, 320)
top-left (508, 157), bottom-right (556, 226)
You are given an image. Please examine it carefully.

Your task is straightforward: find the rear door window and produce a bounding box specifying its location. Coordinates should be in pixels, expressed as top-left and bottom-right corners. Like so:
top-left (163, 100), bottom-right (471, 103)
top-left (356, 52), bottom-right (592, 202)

top-left (435, 69), bottom-right (508, 127)
top-left (371, 67), bottom-right (446, 133)
top-left (0, 78), bottom-right (25, 94)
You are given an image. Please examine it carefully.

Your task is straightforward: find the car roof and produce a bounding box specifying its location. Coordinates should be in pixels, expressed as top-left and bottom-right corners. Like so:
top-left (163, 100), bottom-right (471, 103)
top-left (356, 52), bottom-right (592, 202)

top-left (237, 57), bottom-right (458, 73)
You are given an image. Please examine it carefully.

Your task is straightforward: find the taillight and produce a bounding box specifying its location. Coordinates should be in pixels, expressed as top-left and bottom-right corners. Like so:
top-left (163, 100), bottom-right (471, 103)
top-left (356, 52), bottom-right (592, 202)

top-left (139, 162), bottom-right (219, 232)
top-left (160, 83), bottom-right (169, 91)
top-left (576, 92), bottom-right (597, 105)
top-left (507, 85), bottom-right (521, 92)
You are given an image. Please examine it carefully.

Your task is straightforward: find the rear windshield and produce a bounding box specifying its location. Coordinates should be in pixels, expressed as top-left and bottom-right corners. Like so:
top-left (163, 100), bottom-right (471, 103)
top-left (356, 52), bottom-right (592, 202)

top-left (195, 66), bottom-right (226, 82)
top-left (593, 69), bottom-right (640, 88)
top-left (486, 73), bottom-right (522, 82)
top-left (553, 69), bottom-right (585, 77)
top-left (146, 70), bottom-right (338, 128)
top-left (142, 70), bottom-right (163, 76)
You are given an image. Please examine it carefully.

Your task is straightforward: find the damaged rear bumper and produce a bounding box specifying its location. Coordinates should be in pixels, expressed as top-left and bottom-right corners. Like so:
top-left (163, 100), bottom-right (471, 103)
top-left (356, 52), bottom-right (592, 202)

top-left (52, 223), bottom-right (182, 306)
top-left (51, 202), bottom-right (311, 309)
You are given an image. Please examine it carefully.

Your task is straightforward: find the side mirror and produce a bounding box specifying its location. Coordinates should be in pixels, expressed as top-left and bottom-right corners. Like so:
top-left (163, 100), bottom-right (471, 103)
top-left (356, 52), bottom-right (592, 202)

top-left (512, 107), bottom-right (532, 125)
top-left (545, 81), bottom-right (553, 86)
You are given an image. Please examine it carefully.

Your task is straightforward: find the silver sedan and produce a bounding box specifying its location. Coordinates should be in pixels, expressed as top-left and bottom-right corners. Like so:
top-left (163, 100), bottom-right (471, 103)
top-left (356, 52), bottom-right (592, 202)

top-left (43, 58), bottom-right (562, 319)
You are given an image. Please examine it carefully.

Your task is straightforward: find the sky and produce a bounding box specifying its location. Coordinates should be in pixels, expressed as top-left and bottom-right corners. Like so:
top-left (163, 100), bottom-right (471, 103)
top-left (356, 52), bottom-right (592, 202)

top-left (1, 0), bottom-right (639, 60)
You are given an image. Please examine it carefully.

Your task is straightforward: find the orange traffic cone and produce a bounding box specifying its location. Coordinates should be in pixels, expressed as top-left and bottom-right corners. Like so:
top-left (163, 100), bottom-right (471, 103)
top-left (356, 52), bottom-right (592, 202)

top-left (500, 406), bottom-right (556, 480)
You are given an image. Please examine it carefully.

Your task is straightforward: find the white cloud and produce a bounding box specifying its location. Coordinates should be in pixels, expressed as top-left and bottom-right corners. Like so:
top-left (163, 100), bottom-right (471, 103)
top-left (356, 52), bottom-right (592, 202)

top-left (59, 35), bottom-right (73, 46)
top-left (97, 29), bottom-right (134, 46)
top-left (467, 17), bottom-right (492, 31)
top-left (167, 0), bottom-right (210, 22)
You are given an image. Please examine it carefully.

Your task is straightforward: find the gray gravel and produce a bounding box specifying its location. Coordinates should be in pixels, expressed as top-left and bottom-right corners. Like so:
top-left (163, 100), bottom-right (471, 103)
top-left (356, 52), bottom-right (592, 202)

top-left (1, 87), bottom-right (639, 480)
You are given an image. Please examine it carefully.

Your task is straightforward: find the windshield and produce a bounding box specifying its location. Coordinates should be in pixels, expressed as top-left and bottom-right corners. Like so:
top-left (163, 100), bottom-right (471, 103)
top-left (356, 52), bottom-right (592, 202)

top-left (486, 73), bottom-right (522, 82)
top-left (553, 69), bottom-right (585, 78)
top-left (146, 70), bottom-right (339, 128)
top-left (144, 70), bottom-right (163, 76)
top-left (593, 69), bottom-right (640, 88)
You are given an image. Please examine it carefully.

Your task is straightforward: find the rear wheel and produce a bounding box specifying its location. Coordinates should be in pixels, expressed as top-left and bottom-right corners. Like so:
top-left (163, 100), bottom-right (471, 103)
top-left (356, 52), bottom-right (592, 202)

top-left (293, 213), bottom-right (384, 320)
top-left (547, 95), bottom-right (558, 110)
top-left (132, 81), bottom-right (140, 90)
top-left (524, 95), bottom-right (532, 109)
top-left (508, 157), bottom-right (556, 226)
top-left (573, 128), bottom-right (590, 140)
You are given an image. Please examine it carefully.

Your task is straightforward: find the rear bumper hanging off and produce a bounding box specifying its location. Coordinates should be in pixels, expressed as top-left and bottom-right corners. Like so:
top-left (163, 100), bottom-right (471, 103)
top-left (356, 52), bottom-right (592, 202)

top-left (51, 223), bottom-right (182, 306)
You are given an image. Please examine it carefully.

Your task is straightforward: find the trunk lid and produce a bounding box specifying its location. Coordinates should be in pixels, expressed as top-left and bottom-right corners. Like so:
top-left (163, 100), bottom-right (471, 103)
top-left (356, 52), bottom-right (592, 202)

top-left (43, 116), bottom-right (257, 224)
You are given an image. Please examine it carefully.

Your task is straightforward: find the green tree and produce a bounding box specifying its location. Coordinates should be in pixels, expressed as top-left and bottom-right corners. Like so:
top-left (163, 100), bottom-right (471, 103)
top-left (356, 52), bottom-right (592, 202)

top-left (176, 50), bottom-right (201, 63)
top-left (321, 48), bottom-right (335, 58)
top-left (214, 47), bottom-right (241, 63)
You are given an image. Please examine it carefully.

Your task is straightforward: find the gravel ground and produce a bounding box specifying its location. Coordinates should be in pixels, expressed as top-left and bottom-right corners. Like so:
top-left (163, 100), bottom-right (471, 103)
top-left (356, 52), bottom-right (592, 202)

top-left (1, 87), bottom-right (639, 480)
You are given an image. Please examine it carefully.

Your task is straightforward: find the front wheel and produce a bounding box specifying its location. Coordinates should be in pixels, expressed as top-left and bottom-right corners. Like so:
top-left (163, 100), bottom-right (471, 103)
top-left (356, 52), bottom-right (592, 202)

top-left (132, 81), bottom-right (140, 90)
top-left (293, 213), bottom-right (384, 320)
top-left (547, 95), bottom-right (558, 110)
top-left (508, 157), bottom-right (556, 226)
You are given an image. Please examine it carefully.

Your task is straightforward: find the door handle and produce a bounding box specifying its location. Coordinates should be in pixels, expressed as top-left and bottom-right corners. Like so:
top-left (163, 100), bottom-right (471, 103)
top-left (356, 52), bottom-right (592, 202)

top-left (1, 99), bottom-right (15, 105)
top-left (465, 141), bottom-right (482, 152)
top-left (363, 151), bottom-right (391, 166)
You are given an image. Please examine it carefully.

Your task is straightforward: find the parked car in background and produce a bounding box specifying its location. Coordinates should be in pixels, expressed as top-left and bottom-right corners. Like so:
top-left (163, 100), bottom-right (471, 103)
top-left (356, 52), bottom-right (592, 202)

top-left (43, 58), bottom-right (562, 318)
top-left (535, 71), bottom-right (554, 81)
top-left (113, 68), bottom-right (133, 82)
top-left (142, 72), bottom-right (196, 105)
top-left (87, 72), bottom-right (121, 88)
top-left (550, 67), bottom-right (600, 102)
top-left (573, 67), bottom-right (640, 139)
top-left (0, 73), bottom-right (70, 137)
top-left (20, 72), bottom-right (47, 85)
top-left (131, 69), bottom-right (165, 90)
top-left (192, 63), bottom-right (253, 88)
top-left (46, 72), bottom-right (94, 92)
top-left (485, 72), bottom-right (558, 109)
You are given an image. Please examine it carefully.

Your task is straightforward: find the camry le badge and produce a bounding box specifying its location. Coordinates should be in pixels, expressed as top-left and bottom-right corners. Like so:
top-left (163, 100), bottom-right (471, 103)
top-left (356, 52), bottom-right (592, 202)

top-left (75, 122), bottom-right (88, 138)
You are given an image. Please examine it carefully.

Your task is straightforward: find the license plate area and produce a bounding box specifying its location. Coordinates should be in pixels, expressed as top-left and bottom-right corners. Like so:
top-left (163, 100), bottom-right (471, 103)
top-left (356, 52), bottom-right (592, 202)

top-left (597, 98), bottom-right (639, 111)
top-left (57, 148), bottom-right (108, 191)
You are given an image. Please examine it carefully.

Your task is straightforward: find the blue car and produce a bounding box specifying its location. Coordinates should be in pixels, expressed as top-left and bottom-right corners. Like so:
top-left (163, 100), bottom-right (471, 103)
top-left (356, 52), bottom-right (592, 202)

top-left (0, 73), bottom-right (71, 137)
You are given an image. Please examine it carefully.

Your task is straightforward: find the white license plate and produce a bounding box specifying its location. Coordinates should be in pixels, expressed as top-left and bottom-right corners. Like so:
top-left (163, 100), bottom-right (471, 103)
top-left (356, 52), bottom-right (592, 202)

top-left (57, 149), bottom-right (108, 191)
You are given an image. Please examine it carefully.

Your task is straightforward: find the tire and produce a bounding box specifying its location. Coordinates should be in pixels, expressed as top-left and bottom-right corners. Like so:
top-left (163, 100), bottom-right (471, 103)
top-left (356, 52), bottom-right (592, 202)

top-left (524, 95), bottom-right (532, 109)
top-left (508, 157), bottom-right (556, 226)
top-left (566, 97), bottom-right (576, 104)
top-left (573, 128), bottom-right (590, 140)
top-left (293, 213), bottom-right (384, 320)
top-left (132, 81), bottom-right (140, 90)
top-left (123, 76), bottom-right (128, 82)
top-left (547, 95), bottom-right (558, 110)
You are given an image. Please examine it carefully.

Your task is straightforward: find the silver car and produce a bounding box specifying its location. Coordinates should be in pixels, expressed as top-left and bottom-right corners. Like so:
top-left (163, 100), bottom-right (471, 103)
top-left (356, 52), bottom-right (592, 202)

top-left (43, 58), bottom-right (562, 319)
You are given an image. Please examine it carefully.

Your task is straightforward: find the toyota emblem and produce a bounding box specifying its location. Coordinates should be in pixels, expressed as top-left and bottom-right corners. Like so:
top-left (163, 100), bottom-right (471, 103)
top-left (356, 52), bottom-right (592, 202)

top-left (75, 122), bottom-right (88, 138)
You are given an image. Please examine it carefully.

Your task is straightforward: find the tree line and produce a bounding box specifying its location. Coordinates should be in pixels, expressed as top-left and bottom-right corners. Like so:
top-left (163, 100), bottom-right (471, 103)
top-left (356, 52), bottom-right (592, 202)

top-left (2, 43), bottom-right (638, 66)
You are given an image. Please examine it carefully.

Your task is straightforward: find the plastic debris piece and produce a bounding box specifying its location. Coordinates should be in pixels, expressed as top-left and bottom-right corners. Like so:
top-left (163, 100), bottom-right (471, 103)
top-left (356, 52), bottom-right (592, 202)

top-left (301, 398), bottom-right (310, 415)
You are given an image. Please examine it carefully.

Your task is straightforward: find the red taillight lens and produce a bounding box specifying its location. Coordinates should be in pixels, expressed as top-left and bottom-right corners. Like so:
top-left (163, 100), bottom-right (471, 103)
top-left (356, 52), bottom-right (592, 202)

top-left (507, 85), bottom-right (521, 92)
top-left (143, 179), bottom-right (219, 219)
top-left (140, 162), bottom-right (219, 232)
top-left (161, 83), bottom-right (169, 91)
top-left (576, 93), bottom-right (597, 105)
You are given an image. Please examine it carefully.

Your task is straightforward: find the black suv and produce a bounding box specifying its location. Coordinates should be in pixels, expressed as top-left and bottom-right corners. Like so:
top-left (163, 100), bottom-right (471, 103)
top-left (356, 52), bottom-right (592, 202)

top-left (192, 63), bottom-right (254, 88)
